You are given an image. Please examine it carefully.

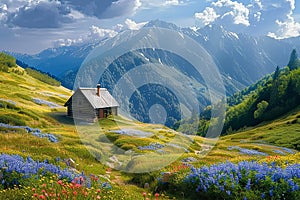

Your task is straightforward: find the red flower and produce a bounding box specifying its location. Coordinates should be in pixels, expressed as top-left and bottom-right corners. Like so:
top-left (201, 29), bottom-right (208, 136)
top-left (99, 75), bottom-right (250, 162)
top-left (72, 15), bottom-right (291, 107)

top-left (41, 190), bottom-right (46, 193)
top-left (97, 189), bottom-right (101, 193)
top-left (57, 180), bottom-right (63, 185)
top-left (33, 193), bottom-right (38, 197)
top-left (155, 193), bottom-right (159, 200)
top-left (142, 192), bottom-right (147, 197)
top-left (73, 191), bottom-right (77, 196)
top-left (39, 194), bottom-right (45, 199)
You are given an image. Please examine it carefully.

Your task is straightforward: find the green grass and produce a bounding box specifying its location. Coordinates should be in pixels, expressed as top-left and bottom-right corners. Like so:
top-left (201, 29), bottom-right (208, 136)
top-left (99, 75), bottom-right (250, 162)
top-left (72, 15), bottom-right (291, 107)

top-left (1, 64), bottom-right (300, 199)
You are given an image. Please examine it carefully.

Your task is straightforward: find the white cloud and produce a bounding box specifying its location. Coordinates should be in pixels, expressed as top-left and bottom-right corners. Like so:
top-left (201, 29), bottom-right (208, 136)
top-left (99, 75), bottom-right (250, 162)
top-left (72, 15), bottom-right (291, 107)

top-left (195, 7), bottom-right (220, 25)
top-left (89, 25), bottom-right (118, 38)
top-left (140, 0), bottom-right (186, 8)
top-left (53, 19), bottom-right (147, 47)
top-left (165, 0), bottom-right (180, 6)
top-left (195, 0), bottom-right (250, 29)
top-left (53, 38), bottom-right (82, 47)
top-left (101, 0), bottom-right (141, 18)
top-left (0, 4), bottom-right (8, 22)
top-left (53, 25), bottom-right (118, 47)
top-left (258, 0), bottom-right (300, 38)
top-left (124, 18), bottom-right (147, 30)
top-left (195, 0), bottom-right (300, 38)
top-left (3, 0), bottom-right (73, 28)
top-left (269, 14), bottom-right (300, 39)
top-left (0, 0), bottom-right (143, 28)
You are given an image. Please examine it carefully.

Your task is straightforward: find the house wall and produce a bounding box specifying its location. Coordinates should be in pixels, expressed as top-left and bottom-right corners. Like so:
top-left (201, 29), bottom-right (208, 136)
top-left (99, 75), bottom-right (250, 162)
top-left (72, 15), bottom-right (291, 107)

top-left (111, 107), bottom-right (118, 116)
top-left (69, 91), bottom-right (97, 122)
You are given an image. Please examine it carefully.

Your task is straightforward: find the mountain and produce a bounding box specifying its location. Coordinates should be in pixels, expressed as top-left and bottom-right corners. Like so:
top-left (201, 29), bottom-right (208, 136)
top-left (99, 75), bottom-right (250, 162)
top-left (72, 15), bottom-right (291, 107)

top-left (9, 43), bottom-right (94, 76)
top-left (9, 20), bottom-right (298, 93)
top-left (7, 20), bottom-right (300, 127)
top-left (178, 51), bottom-right (300, 138)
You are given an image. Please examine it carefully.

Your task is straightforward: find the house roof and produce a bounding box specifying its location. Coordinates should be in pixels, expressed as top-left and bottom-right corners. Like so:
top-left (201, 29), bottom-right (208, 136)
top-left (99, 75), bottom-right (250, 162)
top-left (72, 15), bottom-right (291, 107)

top-left (65, 87), bottom-right (119, 109)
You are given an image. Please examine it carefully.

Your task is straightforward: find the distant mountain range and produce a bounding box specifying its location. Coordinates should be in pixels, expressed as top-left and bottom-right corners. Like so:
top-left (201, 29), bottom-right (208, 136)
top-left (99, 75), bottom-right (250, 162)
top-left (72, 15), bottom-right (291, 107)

top-left (8, 20), bottom-right (300, 127)
top-left (9, 20), bottom-right (300, 92)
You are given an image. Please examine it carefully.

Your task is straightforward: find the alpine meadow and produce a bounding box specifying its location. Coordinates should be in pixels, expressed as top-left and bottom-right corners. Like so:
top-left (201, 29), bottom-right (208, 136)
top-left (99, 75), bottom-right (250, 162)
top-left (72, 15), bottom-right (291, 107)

top-left (1, 1), bottom-right (300, 199)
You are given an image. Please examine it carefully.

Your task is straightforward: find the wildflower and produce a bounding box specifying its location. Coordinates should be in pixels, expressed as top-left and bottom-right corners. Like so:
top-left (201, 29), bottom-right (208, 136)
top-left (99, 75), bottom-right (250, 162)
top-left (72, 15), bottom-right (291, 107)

top-left (33, 193), bottom-right (38, 197)
top-left (142, 192), bottom-right (147, 197)
top-left (269, 190), bottom-right (273, 197)
top-left (39, 194), bottom-right (45, 199)
top-left (97, 189), bottom-right (101, 193)
top-left (32, 188), bottom-right (36, 192)
top-left (155, 193), bottom-right (159, 200)
top-left (245, 179), bottom-right (251, 190)
top-left (96, 195), bottom-right (101, 199)
top-left (57, 180), bottom-right (63, 185)
top-left (73, 191), bottom-right (77, 196)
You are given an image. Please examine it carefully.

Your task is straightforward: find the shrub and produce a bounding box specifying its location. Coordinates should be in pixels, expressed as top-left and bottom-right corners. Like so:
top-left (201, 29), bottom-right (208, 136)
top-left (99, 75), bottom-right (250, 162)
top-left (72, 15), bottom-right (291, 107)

top-left (25, 68), bottom-right (61, 87)
top-left (0, 53), bottom-right (16, 68)
top-left (14, 93), bottom-right (32, 101)
top-left (18, 110), bottom-right (39, 121)
top-left (0, 100), bottom-right (19, 110)
top-left (0, 114), bottom-right (26, 126)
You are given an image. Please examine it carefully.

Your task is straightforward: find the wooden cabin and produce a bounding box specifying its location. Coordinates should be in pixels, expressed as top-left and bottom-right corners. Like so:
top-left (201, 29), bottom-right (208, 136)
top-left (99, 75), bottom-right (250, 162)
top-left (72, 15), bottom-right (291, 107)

top-left (64, 84), bottom-right (119, 122)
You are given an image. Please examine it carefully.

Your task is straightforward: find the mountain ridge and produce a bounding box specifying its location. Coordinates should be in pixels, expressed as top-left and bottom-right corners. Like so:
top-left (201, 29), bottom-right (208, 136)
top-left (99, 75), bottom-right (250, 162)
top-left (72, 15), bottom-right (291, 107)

top-left (177, 51), bottom-right (300, 137)
top-left (8, 20), bottom-right (299, 92)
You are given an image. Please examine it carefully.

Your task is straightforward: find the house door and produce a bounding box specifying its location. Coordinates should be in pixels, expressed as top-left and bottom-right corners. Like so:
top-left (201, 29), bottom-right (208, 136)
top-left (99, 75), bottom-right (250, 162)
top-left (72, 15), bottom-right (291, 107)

top-left (99, 109), bottom-right (104, 118)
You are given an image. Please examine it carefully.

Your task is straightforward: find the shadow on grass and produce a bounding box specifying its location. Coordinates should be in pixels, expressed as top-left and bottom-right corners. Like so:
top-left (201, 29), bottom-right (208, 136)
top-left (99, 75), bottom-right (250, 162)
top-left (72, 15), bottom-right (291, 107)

top-left (50, 112), bottom-right (75, 125)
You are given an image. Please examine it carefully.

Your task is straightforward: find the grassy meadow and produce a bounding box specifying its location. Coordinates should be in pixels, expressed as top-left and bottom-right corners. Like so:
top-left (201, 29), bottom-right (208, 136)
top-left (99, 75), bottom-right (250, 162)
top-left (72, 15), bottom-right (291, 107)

top-left (0, 62), bottom-right (300, 199)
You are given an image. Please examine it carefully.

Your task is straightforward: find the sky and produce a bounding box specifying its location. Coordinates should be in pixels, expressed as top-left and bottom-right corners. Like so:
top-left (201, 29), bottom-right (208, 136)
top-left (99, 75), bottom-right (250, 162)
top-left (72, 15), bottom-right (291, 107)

top-left (1, 0), bottom-right (300, 54)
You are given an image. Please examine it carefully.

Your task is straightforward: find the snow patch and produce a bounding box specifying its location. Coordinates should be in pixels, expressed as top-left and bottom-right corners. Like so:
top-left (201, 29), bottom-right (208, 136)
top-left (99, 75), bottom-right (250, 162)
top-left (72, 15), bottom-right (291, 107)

top-left (138, 52), bottom-right (150, 62)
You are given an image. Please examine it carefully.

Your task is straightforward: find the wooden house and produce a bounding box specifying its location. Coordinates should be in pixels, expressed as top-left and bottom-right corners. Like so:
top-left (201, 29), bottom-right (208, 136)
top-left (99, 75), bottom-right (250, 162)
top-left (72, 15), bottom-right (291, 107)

top-left (64, 84), bottom-right (119, 121)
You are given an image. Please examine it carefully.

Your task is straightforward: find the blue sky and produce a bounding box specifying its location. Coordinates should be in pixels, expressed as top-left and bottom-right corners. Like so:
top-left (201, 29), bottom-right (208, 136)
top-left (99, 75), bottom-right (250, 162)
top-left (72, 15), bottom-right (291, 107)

top-left (1, 0), bottom-right (300, 54)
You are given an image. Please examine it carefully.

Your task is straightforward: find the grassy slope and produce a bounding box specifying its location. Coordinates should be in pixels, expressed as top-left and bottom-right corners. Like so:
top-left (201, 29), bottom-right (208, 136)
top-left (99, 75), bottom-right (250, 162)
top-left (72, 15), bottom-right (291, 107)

top-left (1, 65), bottom-right (300, 199)
top-left (202, 106), bottom-right (300, 164)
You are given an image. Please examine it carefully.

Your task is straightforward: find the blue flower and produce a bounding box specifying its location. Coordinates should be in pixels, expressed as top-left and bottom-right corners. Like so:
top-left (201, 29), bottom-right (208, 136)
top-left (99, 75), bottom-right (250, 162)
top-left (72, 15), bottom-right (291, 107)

top-left (269, 189), bottom-right (273, 197)
top-left (245, 178), bottom-right (251, 190)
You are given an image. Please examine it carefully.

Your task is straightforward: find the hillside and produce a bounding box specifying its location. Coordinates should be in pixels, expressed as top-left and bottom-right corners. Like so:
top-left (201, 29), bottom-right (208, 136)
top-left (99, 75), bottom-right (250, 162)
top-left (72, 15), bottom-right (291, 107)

top-left (177, 50), bottom-right (300, 138)
top-left (0, 54), bottom-right (69, 128)
top-left (1, 53), bottom-right (300, 199)
top-left (9, 20), bottom-right (300, 128)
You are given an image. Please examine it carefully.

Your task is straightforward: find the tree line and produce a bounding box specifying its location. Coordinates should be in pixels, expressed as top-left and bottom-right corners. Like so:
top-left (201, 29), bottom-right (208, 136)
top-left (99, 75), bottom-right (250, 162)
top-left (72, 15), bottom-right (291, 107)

top-left (176, 49), bottom-right (300, 136)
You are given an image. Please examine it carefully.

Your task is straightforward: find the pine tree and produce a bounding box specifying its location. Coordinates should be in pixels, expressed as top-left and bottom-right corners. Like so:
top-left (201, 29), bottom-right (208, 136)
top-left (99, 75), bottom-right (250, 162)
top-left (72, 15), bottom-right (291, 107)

top-left (287, 49), bottom-right (300, 70)
top-left (273, 66), bottom-right (280, 80)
